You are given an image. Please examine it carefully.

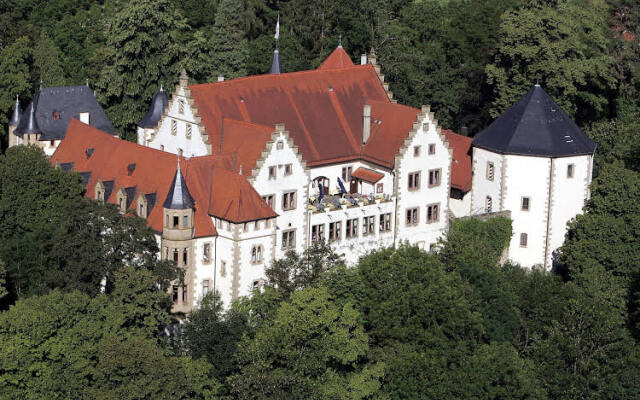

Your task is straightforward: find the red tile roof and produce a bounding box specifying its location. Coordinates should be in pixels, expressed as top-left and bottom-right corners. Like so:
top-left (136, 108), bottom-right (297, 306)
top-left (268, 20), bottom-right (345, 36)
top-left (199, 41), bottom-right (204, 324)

top-left (351, 167), bottom-right (384, 183)
top-left (317, 46), bottom-right (355, 70)
top-left (51, 120), bottom-right (277, 237)
top-left (218, 118), bottom-right (274, 173)
top-left (443, 129), bottom-right (472, 192)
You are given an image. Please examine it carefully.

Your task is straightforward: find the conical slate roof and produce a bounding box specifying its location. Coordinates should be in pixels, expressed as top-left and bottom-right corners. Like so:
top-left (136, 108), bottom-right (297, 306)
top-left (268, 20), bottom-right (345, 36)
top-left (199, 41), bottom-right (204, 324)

top-left (163, 159), bottom-right (194, 209)
top-left (472, 85), bottom-right (596, 157)
top-left (269, 49), bottom-right (281, 74)
top-left (138, 86), bottom-right (168, 128)
top-left (9, 96), bottom-right (21, 126)
top-left (15, 98), bottom-right (40, 135)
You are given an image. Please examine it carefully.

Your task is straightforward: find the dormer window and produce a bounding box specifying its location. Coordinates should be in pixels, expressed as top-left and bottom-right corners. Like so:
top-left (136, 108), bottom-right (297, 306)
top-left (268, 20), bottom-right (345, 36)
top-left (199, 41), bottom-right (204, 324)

top-left (52, 110), bottom-right (61, 120)
top-left (127, 163), bottom-right (136, 176)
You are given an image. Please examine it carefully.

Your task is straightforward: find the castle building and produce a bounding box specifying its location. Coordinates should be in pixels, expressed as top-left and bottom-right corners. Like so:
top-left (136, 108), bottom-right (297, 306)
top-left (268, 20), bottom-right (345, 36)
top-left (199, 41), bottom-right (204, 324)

top-left (8, 84), bottom-right (115, 155)
top-left (470, 84), bottom-right (596, 268)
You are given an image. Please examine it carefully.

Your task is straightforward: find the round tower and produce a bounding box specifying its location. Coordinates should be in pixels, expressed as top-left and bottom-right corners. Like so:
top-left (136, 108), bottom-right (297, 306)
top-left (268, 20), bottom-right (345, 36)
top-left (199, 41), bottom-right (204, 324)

top-left (137, 84), bottom-right (168, 146)
top-left (14, 97), bottom-right (40, 146)
top-left (8, 96), bottom-right (21, 147)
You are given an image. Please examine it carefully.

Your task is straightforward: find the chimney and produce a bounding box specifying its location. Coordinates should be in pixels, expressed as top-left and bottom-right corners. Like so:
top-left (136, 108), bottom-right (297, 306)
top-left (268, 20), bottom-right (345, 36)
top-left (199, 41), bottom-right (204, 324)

top-left (217, 76), bottom-right (224, 82)
top-left (461, 126), bottom-right (469, 136)
top-left (362, 104), bottom-right (371, 144)
top-left (79, 112), bottom-right (90, 124)
top-left (360, 54), bottom-right (367, 65)
top-left (239, 165), bottom-right (243, 175)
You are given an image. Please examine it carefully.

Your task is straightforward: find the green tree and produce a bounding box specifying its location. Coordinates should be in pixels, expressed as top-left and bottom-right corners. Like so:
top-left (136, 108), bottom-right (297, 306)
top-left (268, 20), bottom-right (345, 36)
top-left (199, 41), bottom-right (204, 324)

top-left (208, 0), bottom-right (249, 80)
top-left (0, 36), bottom-right (31, 142)
top-left (230, 286), bottom-right (383, 400)
top-left (586, 116), bottom-right (640, 174)
top-left (97, 0), bottom-right (187, 138)
top-left (32, 31), bottom-right (65, 86)
top-left (0, 258), bottom-right (7, 302)
top-left (486, 0), bottom-right (616, 126)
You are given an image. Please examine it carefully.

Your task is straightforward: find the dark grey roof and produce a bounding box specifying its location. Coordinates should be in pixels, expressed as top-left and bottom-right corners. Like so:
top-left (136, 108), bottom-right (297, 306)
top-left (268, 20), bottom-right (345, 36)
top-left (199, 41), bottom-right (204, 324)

top-left (269, 49), bottom-right (281, 74)
top-left (137, 86), bottom-right (168, 128)
top-left (163, 160), bottom-right (194, 209)
top-left (16, 99), bottom-right (40, 135)
top-left (472, 85), bottom-right (596, 157)
top-left (14, 85), bottom-right (115, 140)
top-left (9, 96), bottom-right (21, 126)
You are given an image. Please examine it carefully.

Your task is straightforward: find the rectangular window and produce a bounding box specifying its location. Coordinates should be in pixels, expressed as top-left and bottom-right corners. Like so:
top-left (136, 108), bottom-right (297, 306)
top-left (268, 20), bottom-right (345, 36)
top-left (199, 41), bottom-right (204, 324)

top-left (413, 145), bottom-right (421, 157)
top-left (282, 191), bottom-right (297, 211)
top-left (408, 171), bottom-right (421, 191)
top-left (262, 194), bottom-right (275, 209)
top-left (428, 169), bottom-right (441, 187)
top-left (178, 99), bottom-right (185, 114)
top-left (312, 224), bottom-right (325, 242)
top-left (220, 261), bottom-right (227, 277)
top-left (203, 243), bottom-right (211, 262)
top-left (182, 285), bottom-right (188, 303)
top-left (379, 213), bottom-right (392, 232)
top-left (427, 203), bottom-right (440, 223)
top-left (521, 197), bottom-right (530, 211)
top-left (376, 183), bottom-right (383, 193)
top-left (567, 164), bottom-right (575, 178)
top-left (284, 164), bottom-right (293, 176)
top-left (268, 166), bottom-right (276, 179)
top-left (173, 216), bottom-right (179, 228)
top-left (186, 124), bottom-right (192, 138)
top-left (202, 279), bottom-right (209, 295)
top-left (486, 162), bottom-right (494, 181)
top-left (362, 216), bottom-right (375, 236)
top-left (172, 285), bottom-right (179, 304)
top-left (342, 166), bottom-right (353, 181)
top-left (282, 229), bottom-right (296, 249)
top-left (329, 221), bottom-right (342, 241)
top-left (406, 207), bottom-right (419, 226)
top-left (182, 248), bottom-right (188, 265)
top-left (346, 218), bottom-right (358, 238)
top-left (171, 119), bottom-right (177, 136)
top-left (428, 143), bottom-right (436, 155)
top-left (251, 246), bottom-right (263, 264)
top-left (520, 233), bottom-right (528, 247)
top-left (183, 215), bottom-right (189, 227)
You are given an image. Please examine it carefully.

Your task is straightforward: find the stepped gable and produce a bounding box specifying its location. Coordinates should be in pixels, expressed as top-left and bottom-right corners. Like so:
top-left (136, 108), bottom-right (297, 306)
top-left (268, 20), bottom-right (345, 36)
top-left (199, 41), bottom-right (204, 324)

top-left (51, 120), bottom-right (276, 237)
top-left (15, 85), bottom-right (115, 140)
top-left (443, 130), bottom-right (472, 192)
top-left (473, 85), bottom-right (596, 157)
top-left (317, 46), bottom-right (355, 70)
top-left (189, 64), bottom-right (390, 166)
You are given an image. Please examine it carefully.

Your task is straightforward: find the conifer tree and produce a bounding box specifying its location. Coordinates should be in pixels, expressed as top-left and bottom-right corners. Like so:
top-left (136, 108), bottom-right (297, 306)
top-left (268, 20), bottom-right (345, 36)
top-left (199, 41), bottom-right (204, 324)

top-left (96, 0), bottom-right (187, 138)
top-left (33, 32), bottom-right (66, 86)
top-left (208, 0), bottom-right (249, 80)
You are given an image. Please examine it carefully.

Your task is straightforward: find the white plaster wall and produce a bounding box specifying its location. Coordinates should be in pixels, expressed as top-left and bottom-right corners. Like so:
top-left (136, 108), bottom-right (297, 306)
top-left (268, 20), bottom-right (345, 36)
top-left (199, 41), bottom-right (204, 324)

top-left (470, 147), bottom-right (504, 215)
top-left (250, 131), bottom-right (309, 260)
top-left (236, 225), bottom-right (275, 299)
top-left (308, 161), bottom-right (393, 198)
top-left (547, 155), bottom-right (592, 266)
top-left (395, 117), bottom-right (451, 248)
top-left (146, 86), bottom-right (209, 157)
top-left (42, 140), bottom-right (62, 156)
top-left (503, 155), bottom-right (551, 268)
top-left (191, 236), bottom-right (216, 305)
top-left (209, 223), bottom-right (235, 307)
top-left (449, 191), bottom-right (471, 218)
top-left (308, 200), bottom-right (395, 265)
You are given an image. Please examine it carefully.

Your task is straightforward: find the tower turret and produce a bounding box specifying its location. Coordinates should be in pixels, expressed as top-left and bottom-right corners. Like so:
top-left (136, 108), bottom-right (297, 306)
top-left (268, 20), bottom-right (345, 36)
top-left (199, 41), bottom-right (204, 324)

top-left (8, 96), bottom-right (21, 147)
top-left (137, 84), bottom-right (169, 145)
top-left (15, 98), bottom-right (40, 144)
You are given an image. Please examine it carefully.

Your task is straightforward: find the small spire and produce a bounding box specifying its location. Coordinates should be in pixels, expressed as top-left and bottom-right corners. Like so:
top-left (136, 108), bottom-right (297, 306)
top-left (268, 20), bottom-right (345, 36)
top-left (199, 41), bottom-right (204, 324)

top-left (86, 78), bottom-right (89, 87)
top-left (339, 34), bottom-right (342, 47)
top-left (269, 49), bottom-right (281, 74)
top-left (163, 157), bottom-right (194, 210)
top-left (160, 82), bottom-right (164, 92)
top-left (19, 100), bottom-right (40, 134)
top-left (9, 95), bottom-right (21, 127)
top-left (39, 79), bottom-right (43, 90)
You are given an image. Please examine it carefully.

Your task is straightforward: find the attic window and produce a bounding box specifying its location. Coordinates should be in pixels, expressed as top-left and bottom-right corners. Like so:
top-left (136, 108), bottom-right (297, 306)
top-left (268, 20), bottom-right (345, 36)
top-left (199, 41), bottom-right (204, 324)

top-left (127, 163), bottom-right (136, 176)
top-left (52, 110), bottom-right (61, 120)
top-left (86, 148), bottom-right (95, 158)
top-left (328, 85), bottom-right (333, 91)
top-left (178, 99), bottom-right (185, 114)
top-left (276, 140), bottom-right (284, 150)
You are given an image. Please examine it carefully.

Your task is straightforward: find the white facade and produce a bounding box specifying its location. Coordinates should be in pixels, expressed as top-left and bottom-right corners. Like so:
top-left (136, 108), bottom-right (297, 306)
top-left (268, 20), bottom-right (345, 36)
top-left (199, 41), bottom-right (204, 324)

top-left (471, 147), bottom-right (593, 268)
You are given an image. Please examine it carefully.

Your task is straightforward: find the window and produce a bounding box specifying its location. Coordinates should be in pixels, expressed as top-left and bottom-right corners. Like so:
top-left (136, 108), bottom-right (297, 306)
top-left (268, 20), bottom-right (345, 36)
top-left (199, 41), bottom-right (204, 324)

top-left (178, 148), bottom-right (183, 156)
top-left (252, 280), bottom-right (264, 291)
top-left (485, 196), bottom-right (493, 213)
top-left (521, 197), bottom-right (530, 211)
top-left (173, 248), bottom-right (179, 263)
top-left (428, 169), bottom-right (441, 187)
top-left (118, 196), bottom-right (125, 213)
top-left (182, 285), bottom-right (188, 303)
top-left (171, 119), bottom-right (177, 135)
top-left (427, 203), bottom-right (440, 223)
top-left (182, 248), bottom-right (188, 265)
top-left (284, 163), bottom-right (293, 176)
top-left (329, 221), bottom-right (342, 241)
top-left (342, 166), bottom-right (353, 181)
top-left (362, 216), bottom-right (375, 235)
top-left (186, 124), bottom-right (192, 138)
top-left (408, 171), bottom-right (421, 190)
top-left (50, 140), bottom-right (55, 146)
top-left (413, 145), bottom-right (421, 157)
top-left (567, 164), bottom-right (575, 178)
top-left (520, 233), bottom-right (528, 247)
top-left (282, 230), bottom-right (296, 249)
top-left (203, 243), bottom-right (211, 262)
top-left (486, 162), bottom-right (494, 181)
top-left (376, 183), bottom-right (383, 193)
top-left (172, 285), bottom-right (179, 304)
top-left (251, 245), bottom-right (263, 264)
top-left (160, 145), bottom-right (165, 151)
top-left (268, 166), bottom-right (276, 179)
top-left (379, 213), bottom-right (392, 232)
top-left (52, 110), bottom-right (61, 120)
top-left (183, 215), bottom-right (189, 227)
top-left (276, 140), bottom-right (284, 150)
top-left (254, 221), bottom-right (260, 230)
top-left (312, 224), bottom-right (325, 242)
top-left (173, 216), bottom-right (179, 228)
top-left (178, 99), bottom-right (185, 114)
top-left (262, 194), bottom-right (274, 209)
top-left (282, 191), bottom-right (296, 210)
top-left (220, 261), bottom-right (227, 277)
top-left (406, 207), bottom-right (419, 226)
top-left (346, 218), bottom-right (358, 238)
top-left (428, 143), bottom-right (436, 155)
top-left (202, 279), bottom-right (210, 295)
top-left (139, 203), bottom-right (145, 218)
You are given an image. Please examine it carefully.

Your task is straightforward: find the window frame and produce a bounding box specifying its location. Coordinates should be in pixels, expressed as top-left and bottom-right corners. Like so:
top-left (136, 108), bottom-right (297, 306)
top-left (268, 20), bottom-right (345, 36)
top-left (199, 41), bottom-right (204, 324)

top-left (282, 191), bottom-right (297, 211)
top-left (346, 218), bottom-right (358, 238)
top-left (521, 197), bottom-right (530, 211)
top-left (328, 221), bottom-right (342, 242)
top-left (520, 233), bottom-right (528, 247)
top-left (312, 224), bottom-right (325, 243)
top-left (408, 171), bottom-right (421, 191)
top-left (428, 168), bottom-right (441, 187)
top-left (426, 203), bottom-right (440, 223)
top-left (567, 164), bottom-right (575, 178)
top-left (486, 161), bottom-right (494, 181)
top-left (413, 145), bottom-right (421, 157)
top-left (282, 229), bottom-right (296, 250)
top-left (268, 166), bottom-right (276, 180)
top-left (171, 119), bottom-right (177, 136)
top-left (428, 143), bottom-right (436, 155)
top-left (406, 207), bottom-right (419, 226)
